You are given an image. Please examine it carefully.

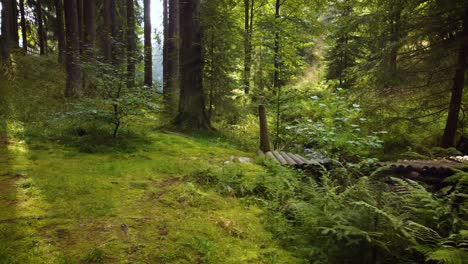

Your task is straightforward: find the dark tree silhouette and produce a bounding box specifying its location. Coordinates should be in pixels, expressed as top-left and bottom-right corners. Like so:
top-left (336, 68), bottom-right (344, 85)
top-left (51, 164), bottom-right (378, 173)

top-left (174, 0), bottom-right (211, 130)
top-left (64, 0), bottom-right (82, 97)
top-left (126, 0), bottom-right (135, 88)
top-left (144, 0), bottom-right (152, 87)
top-left (55, 0), bottom-right (65, 63)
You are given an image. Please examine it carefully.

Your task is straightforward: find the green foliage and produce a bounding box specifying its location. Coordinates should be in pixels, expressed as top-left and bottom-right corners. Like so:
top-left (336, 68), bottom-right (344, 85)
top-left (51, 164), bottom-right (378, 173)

top-left (278, 82), bottom-right (385, 158)
top-left (192, 158), bottom-right (468, 263)
top-left (47, 61), bottom-right (159, 152)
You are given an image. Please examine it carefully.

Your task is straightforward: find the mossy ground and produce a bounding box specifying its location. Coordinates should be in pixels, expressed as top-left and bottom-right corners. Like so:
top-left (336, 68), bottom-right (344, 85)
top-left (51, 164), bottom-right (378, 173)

top-left (0, 54), bottom-right (300, 263)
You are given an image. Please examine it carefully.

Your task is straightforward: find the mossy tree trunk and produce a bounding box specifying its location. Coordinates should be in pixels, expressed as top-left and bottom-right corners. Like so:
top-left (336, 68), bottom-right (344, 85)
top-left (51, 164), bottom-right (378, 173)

top-left (64, 0), bottom-right (82, 97)
top-left (174, 0), bottom-right (211, 130)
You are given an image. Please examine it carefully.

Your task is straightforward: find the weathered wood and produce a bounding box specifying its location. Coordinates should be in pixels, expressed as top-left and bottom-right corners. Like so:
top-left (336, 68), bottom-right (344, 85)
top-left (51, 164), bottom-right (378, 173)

top-left (288, 152), bottom-right (305, 165)
top-left (265, 151), bottom-right (279, 164)
top-left (259, 105), bottom-right (271, 152)
top-left (280, 151), bottom-right (296, 166)
top-left (272, 151), bottom-right (287, 165)
top-left (295, 154), bottom-right (311, 165)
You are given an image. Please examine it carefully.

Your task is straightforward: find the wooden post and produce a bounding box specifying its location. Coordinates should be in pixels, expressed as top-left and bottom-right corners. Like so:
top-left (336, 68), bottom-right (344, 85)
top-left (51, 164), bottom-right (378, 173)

top-left (259, 104), bottom-right (271, 152)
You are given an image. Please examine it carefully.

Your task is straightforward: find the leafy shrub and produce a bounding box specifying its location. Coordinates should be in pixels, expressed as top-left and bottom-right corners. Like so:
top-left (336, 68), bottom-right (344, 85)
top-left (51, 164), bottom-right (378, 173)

top-left (46, 60), bottom-right (159, 151)
top-left (278, 82), bottom-right (385, 159)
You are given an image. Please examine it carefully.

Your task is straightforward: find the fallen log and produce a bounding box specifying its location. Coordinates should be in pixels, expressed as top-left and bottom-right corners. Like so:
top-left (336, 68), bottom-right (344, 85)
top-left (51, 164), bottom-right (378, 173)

top-left (272, 151), bottom-right (288, 165)
top-left (280, 152), bottom-right (297, 166)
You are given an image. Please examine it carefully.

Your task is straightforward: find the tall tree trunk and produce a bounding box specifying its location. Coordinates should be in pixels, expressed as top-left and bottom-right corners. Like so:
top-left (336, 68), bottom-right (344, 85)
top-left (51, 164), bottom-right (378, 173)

top-left (103, 0), bottom-right (112, 61)
top-left (36, 0), bottom-right (46, 55)
top-left (273, 0), bottom-right (281, 89)
top-left (55, 0), bottom-right (65, 63)
top-left (77, 0), bottom-right (84, 54)
top-left (110, 0), bottom-right (117, 65)
top-left (10, 0), bottom-right (18, 47)
top-left (19, 0), bottom-right (27, 52)
top-left (441, 0), bottom-right (468, 148)
top-left (273, 0), bottom-right (281, 149)
top-left (174, 0), bottom-right (210, 130)
top-left (126, 0), bottom-right (135, 88)
top-left (167, 0), bottom-right (180, 113)
top-left (1, 0), bottom-right (12, 59)
top-left (243, 0), bottom-right (254, 94)
top-left (163, 0), bottom-right (169, 94)
top-left (83, 0), bottom-right (96, 57)
top-left (144, 0), bottom-right (152, 87)
top-left (64, 0), bottom-right (82, 97)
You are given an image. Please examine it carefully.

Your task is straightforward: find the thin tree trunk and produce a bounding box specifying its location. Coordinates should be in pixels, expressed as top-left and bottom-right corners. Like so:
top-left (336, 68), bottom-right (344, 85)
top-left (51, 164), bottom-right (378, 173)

top-left (36, 0), bottom-right (46, 55)
top-left (103, 0), bottom-right (112, 61)
top-left (110, 0), bottom-right (117, 65)
top-left (273, 0), bottom-right (281, 149)
top-left (144, 0), bottom-right (153, 87)
top-left (55, 0), bottom-right (65, 63)
top-left (243, 0), bottom-right (254, 94)
top-left (174, 0), bottom-right (210, 130)
top-left (441, 0), bottom-right (468, 148)
top-left (19, 0), bottom-right (27, 52)
top-left (64, 0), bottom-right (82, 97)
top-left (77, 0), bottom-right (84, 54)
top-left (259, 104), bottom-right (271, 152)
top-left (167, 0), bottom-right (180, 113)
top-left (208, 33), bottom-right (214, 120)
top-left (126, 0), bottom-right (135, 88)
top-left (163, 0), bottom-right (169, 94)
top-left (273, 0), bottom-right (281, 89)
top-left (83, 0), bottom-right (96, 55)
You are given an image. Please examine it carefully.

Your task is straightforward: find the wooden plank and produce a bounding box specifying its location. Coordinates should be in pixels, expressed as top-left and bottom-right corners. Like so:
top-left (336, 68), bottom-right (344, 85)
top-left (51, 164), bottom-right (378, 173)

top-left (272, 151), bottom-right (288, 165)
top-left (280, 152), bottom-right (296, 166)
top-left (265, 151), bottom-right (279, 164)
top-left (288, 153), bottom-right (306, 165)
top-left (295, 154), bottom-right (311, 165)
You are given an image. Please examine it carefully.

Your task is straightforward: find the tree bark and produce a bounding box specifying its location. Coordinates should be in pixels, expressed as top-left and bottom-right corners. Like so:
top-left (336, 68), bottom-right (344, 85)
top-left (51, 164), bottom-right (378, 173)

top-left (144, 0), bottom-right (153, 87)
top-left (441, 0), bottom-right (468, 148)
top-left (77, 0), bottom-right (84, 54)
top-left (259, 105), bottom-right (271, 152)
top-left (10, 0), bottom-right (18, 47)
top-left (174, 0), bottom-right (211, 130)
top-left (273, 0), bottom-right (281, 89)
top-left (1, 0), bottom-right (14, 59)
top-left (83, 0), bottom-right (96, 55)
top-left (110, 0), bottom-right (117, 65)
top-left (36, 0), bottom-right (46, 55)
top-left (243, 0), bottom-right (254, 94)
top-left (273, 0), bottom-right (282, 149)
top-left (163, 0), bottom-right (169, 93)
top-left (167, 0), bottom-right (180, 113)
top-left (64, 0), bottom-right (82, 97)
top-left (126, 0), bottom-right (135, 88)
top-left (103, 0), bottom-right (112, 61)
top-left (19, 0), bottom-right (27, 52)
top-left (55, 0), bottom-right (65, 63)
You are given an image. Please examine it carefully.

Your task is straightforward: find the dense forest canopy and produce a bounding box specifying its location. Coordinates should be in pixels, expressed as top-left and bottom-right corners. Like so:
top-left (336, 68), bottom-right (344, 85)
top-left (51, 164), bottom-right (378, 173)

top-left (0, 0), bottom-right (467, 263)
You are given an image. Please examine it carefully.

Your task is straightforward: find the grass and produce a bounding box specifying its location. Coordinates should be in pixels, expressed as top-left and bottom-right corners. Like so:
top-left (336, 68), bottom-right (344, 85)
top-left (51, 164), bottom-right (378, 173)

top-left (0, 54), bottom-right (300, 263)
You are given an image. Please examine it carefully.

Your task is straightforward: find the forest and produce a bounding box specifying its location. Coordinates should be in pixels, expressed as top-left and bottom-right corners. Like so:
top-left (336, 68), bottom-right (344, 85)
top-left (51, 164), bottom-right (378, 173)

top-left (0, 0), bottom-right (467, 263)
